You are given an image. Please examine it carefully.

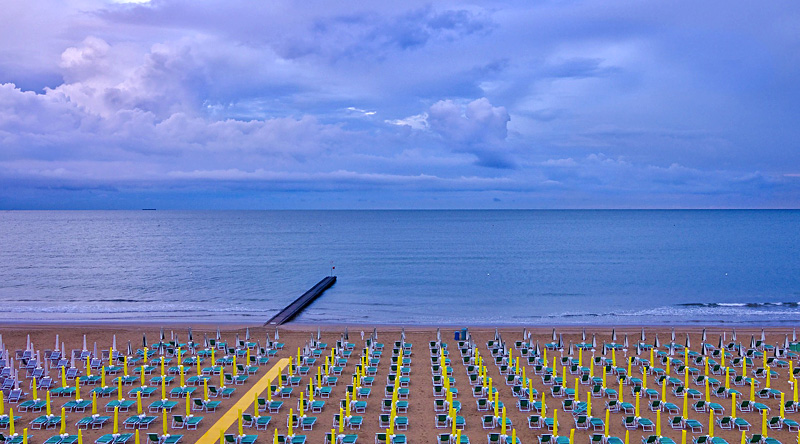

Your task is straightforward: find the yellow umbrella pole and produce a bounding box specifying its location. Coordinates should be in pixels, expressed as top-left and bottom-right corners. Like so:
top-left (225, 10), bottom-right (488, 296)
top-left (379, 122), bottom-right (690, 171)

top-left (163, 408), bottom-right (168, 437)
top-left (732, 393), bottom-right (737, 419)
top-left (553, 409), bottom-right (558, 437)
top-left (113, 406), bottom-right (119, 434)
top-left (709, 409), bottom-right (714, 437)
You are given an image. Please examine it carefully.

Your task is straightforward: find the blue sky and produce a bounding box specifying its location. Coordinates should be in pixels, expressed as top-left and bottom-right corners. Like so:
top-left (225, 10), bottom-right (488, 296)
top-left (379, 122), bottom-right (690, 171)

top-left (1, 0), bottom-right (799, 209)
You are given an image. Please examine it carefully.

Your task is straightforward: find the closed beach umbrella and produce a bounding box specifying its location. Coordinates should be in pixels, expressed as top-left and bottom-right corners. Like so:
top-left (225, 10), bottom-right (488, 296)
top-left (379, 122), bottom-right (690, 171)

top-left (654, 334), bottom-right (660, 349)
top-left (568, 342), bottom-right (574, 356)
top-left (793, 329), bottom-right (797, 342)
top-left (761, 329), bottom-right (766, 342)
top-left (552, 329), bottom-right (557, 342)
top-left (612, 329), bottom-right (617, 342)
top-left (582, 329), bottom-right (586, 342)
top-left (373, 327), bottom-right (377, 340)
top-left (142, 334), bottom-right (147, 348)
top-left (623, 334), bottom-right (629, 349)
top-left (264, 333), bottom-right (270, 348)
top-left (718, 335), bottom-right (723, 350)
top-left (750, 336), bottom-right (756, 349)
top-left (702, 329), bottom-right (707, 342)
top-left (685, 334), bottom-right (691, 350)
top-left (732, 329), bottom-right (737, 342)
top-left (93, 342), bottom-right (98, 359)
top-left (127, 341), bottom-right (132, 356)
top-left (216, 327), bottom-right (221, 340)
top-left (188, 328), bottom-right (193, 344)
top-left (83, 335), bottom-right (87, 351)
top-left (592, 334), bottom-right (597, 348)
top-left (671, 328), bottom-right (676, 343)
top-left (535, 341), bottom-right (541, 357)
top-left (558, 334), bottom-right (563, 349)
top-left (641, 328), bottom-right (646, 343)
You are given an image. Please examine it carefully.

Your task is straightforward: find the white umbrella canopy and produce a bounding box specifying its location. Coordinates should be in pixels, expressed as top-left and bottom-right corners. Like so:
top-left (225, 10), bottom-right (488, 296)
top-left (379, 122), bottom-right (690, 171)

top-left (275, 328), bottom-right (280, 341)
top-left (93, 342), bottom-right (97, 359)
top-left (216, 327), bottom-right (221, 340)
top-left (702, 329), bottom-right (707, 343)
top-left (750, 335), bottom-right (756, 349)
top-left (732, 329), bottom-right (737, 342)
top-left (641, 328), bottom-right (646, 342)
top-left (793, 329), bottom-right (797, 343)
top-left (247, 328), bottom-right (252, 341)
top-left (612, 329), bottom-right (617, 343)
top-left (761, 329), bottom-right (766, 342)
top-left (264, 333), bottom-right (270, 348)
top-left (552, 329), bottom-right (557, 342)
top-left (654, 334), bottom-right (660, 349)
top-left (685, 333), bottom-right (691, 349)
top-left (127, 341), bottom-right (133, 356)
top-left (592, 334), bottom-right (597, 348)
top-left (582, 329), bottom-right (586, 342)
top-left (54, 334), bottom-right (59, 352)
top-left (112, 335), bottom-right (117, 352)
top-left (83, 335), bottom-right (87, 351)
top-left (623, 334), bottom-right (629, 348)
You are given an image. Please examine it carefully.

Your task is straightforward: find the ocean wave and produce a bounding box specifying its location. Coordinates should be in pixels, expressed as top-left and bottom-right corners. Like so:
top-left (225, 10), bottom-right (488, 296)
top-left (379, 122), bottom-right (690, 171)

top-left (678, 301), bottom-right (800, 308)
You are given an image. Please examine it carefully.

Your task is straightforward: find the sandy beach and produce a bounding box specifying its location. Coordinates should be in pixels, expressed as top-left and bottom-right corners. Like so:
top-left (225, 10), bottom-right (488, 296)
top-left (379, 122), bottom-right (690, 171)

top-left (1, 324), bottom-right (799, 444)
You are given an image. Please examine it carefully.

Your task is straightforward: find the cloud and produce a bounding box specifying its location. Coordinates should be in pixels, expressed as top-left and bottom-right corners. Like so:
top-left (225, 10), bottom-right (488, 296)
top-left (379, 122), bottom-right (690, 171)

top-left (0, 0), bottom-right (799, 208)
top-left (390, 98), bottom-right (515, 169)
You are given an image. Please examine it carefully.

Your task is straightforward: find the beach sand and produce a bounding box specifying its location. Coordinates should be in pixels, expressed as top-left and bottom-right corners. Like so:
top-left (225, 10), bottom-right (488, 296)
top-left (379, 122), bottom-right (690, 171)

top-left (1, 324), bottom-right (798, 444)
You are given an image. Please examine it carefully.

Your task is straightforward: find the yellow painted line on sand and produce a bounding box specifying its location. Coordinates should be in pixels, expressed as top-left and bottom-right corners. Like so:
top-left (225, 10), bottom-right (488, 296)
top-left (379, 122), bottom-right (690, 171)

top-left (196, 358), bottom-right (290, 444)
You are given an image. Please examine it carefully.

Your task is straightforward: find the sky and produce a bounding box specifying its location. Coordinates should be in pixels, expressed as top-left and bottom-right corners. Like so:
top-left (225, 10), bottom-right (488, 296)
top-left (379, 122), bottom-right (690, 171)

top-left (1, 0), bottom-right (799, 209)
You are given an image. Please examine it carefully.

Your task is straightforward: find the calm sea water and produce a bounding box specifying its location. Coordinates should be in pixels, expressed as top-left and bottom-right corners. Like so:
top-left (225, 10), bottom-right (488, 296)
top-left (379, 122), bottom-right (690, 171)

top-left (1, 210), bottom-right (799, 325)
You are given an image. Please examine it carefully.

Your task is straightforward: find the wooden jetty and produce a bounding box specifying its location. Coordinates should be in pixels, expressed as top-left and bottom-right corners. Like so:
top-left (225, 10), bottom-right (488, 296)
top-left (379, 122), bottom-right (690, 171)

top-left (265, 276), bottom-right (337, 325)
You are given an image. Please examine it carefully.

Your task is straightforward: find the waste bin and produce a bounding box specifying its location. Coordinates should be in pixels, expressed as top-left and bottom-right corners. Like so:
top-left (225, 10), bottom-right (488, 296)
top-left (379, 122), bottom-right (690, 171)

top-left (454, 331), bottom-right (460, 341)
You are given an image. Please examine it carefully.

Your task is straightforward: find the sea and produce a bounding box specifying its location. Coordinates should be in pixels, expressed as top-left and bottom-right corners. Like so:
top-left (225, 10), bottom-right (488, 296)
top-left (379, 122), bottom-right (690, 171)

top-left (1, 210), bottom-right (799, 325)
